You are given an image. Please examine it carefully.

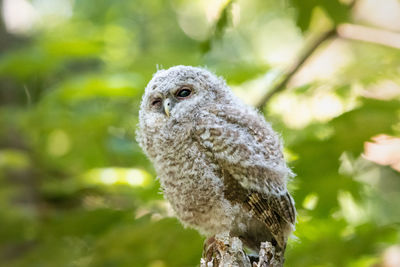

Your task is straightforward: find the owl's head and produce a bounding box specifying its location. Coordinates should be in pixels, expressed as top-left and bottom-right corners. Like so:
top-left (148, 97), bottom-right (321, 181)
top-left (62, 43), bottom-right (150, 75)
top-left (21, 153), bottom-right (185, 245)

top-left (139, 65), bottom-right (232, 125)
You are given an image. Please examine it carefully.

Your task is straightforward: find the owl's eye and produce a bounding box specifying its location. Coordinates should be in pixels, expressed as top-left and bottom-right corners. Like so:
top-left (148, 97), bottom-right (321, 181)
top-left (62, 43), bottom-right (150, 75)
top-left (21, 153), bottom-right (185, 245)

top-left (176, 87), bottom-right (192, 99)
top-left (151, 99), bottom-right (162, 107)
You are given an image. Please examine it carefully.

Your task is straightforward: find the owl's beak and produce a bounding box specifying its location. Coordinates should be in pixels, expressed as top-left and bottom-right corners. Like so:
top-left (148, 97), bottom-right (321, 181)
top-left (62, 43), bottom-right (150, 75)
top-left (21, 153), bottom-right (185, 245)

top-left (163, 98), bottom-right (171, 117)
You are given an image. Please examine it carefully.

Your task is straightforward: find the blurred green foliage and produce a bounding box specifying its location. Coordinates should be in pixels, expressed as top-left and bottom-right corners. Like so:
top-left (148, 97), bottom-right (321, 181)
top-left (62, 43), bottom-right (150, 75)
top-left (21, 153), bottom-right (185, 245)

top-left (1, 0), bottom-right (399, 266)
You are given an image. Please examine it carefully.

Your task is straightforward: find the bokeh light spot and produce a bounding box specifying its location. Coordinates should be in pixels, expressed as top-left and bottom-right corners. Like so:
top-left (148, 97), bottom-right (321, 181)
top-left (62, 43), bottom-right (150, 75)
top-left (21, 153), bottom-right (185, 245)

top-left (46, 129), bottom-right (71, 157)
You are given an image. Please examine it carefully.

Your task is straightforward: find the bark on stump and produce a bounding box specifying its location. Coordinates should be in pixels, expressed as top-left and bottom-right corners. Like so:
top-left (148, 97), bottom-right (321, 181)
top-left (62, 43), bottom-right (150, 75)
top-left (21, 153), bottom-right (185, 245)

top-left (200, 234), bottom-right (283, 267)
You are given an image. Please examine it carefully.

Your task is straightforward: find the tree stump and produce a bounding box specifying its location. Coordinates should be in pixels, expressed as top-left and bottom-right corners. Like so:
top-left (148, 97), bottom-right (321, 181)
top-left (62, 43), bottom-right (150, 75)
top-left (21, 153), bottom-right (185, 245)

top-left (200, 234), bottom-right (283, 267)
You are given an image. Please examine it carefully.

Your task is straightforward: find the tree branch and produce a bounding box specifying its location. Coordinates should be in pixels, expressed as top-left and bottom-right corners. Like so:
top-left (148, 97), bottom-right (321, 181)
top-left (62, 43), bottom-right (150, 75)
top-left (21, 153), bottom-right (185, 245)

top-left (337, 23), bottom-right (400, 50)
top-left (255, 0), bottom-right (364, 110)
top-left (256, 28), bottom-right (337, 110)
top-left (255, 21), bottom-right (400, 111)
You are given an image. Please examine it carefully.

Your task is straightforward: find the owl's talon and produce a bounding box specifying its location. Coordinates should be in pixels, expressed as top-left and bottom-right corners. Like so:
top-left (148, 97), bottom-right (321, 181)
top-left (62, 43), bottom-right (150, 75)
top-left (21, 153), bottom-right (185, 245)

top-left (203, 236), bottom-right (218, 262)
top-left (202, 236), bottom-right (230, 265)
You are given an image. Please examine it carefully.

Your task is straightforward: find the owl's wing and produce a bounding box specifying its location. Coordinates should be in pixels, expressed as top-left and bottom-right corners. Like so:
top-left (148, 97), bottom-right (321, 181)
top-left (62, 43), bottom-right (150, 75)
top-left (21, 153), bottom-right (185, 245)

top-left (194, 113), bottom-right (290, 195)
top-left (245, 191), bottom-right (295, 248)
top-left (194, 113), bottom-right (295, 247)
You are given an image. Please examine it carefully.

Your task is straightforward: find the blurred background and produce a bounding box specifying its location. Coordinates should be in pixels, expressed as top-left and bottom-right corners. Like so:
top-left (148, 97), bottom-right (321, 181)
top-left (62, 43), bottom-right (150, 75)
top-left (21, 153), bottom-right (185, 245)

top-left (1, 0), bottom-right (400, 266)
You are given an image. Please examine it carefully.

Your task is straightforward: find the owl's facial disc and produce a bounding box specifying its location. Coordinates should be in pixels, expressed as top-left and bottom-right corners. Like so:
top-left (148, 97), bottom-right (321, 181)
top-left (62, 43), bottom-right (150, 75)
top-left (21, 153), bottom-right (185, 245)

top-left (148, 85), bottom-right (194, 118)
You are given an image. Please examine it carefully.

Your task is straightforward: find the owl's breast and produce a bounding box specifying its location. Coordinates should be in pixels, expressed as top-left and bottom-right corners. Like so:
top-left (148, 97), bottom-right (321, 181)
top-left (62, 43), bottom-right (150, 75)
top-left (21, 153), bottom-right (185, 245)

top-left (153, 132), bottom-right (239, 235)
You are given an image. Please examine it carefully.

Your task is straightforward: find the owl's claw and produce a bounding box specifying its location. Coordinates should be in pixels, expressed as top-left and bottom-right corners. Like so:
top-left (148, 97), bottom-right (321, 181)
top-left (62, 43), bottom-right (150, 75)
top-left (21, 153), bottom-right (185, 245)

top-left (202, 236), bottom-right (228, 264)
top-left (203, 236), bottom-right (216, 262)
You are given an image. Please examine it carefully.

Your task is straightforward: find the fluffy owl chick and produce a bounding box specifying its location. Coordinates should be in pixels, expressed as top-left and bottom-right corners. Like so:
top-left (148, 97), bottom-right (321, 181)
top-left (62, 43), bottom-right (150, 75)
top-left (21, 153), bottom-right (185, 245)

top-left (137, 66), bottom-right (295, 253)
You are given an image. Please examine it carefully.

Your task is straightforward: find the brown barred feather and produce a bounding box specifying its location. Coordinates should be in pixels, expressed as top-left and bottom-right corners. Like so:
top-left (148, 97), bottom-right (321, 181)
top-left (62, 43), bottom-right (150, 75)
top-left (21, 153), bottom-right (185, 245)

top-left (220, 166), bottom-right (294, 250)
top-left (245, 192), bottom-right (287, 248)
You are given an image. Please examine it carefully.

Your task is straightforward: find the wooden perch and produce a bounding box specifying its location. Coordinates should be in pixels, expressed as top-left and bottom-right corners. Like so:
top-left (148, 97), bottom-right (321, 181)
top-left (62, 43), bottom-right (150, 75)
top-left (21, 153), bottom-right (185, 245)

top-left (200, 234), bottom-right (283, 267)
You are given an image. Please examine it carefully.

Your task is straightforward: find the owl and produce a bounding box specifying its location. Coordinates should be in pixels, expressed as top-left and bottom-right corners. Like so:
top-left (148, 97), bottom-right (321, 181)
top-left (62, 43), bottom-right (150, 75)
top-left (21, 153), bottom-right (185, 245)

top-left (137, 65), bottom-right (295, 256)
